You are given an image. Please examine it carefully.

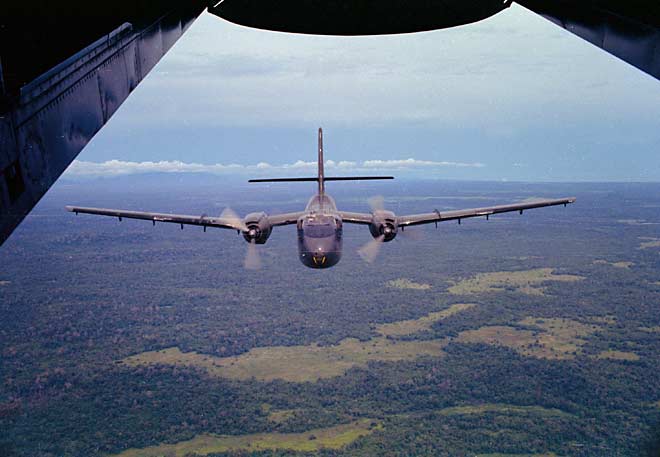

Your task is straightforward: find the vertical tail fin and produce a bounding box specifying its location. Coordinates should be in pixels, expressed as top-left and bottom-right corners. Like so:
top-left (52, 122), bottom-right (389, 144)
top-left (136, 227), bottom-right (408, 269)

top-left (318, 127), bottom-right (324, 196)
top-left (248, 127), bottom-right (393, 186)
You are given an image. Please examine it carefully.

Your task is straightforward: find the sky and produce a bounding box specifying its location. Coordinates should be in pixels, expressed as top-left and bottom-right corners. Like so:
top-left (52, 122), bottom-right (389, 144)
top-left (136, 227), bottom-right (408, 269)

top-left (65, 5), bottom-right (660, 182)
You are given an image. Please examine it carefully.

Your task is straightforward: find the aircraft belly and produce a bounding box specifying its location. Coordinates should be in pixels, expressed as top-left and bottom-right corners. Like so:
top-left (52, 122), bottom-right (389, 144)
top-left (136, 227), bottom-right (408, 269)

top-left (210, 0), bottom-right (511, 35)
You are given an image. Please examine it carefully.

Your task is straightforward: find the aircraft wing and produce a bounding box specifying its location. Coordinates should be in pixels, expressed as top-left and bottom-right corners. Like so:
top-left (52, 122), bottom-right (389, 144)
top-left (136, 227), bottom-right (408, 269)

top-left (516, 0), bottom-right (660, 81)
top-left (338, 212), bottom-right (375, 225)
top-left (0, 2), bottom-right (206, 246)
top-left (397, 197), bottom-right (576, 227)
top-left (269, 212), bottom-right (305, 227)
top-left (65, 206), bottom-right (244, 231)
top-left (340, 197), bottom-right (574, 227)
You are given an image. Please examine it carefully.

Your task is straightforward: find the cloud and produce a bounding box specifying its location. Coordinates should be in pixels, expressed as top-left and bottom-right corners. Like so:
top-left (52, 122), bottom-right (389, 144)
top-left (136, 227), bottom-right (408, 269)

top-left (362, 159), bottom-right (484, 169)
top-left (64, 158), bottom-right (485, 177)
top-left (112, 6), bottom-right (656, 132)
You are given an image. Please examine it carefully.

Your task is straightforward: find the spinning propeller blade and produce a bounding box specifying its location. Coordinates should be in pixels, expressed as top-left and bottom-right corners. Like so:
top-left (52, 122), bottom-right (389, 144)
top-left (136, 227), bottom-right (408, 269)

top-left (358, 234), bottom-right (385, 263)
top-left (220, 207), bottom-right (247, 231)
top-left (244, 239), bottom-right (262, 270)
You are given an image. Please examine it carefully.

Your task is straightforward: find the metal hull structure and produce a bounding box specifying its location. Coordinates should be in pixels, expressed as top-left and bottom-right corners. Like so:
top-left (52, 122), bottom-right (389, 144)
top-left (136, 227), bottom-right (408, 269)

top-left (298, 194), bottom-right (342, 269)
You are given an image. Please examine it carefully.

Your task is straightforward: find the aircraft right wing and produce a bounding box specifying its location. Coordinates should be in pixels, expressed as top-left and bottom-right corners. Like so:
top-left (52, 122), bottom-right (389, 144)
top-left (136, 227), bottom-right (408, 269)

top-left (268, 212), bottom-right (305, 227)
top-left (397, 197), bottom-right (576, 227)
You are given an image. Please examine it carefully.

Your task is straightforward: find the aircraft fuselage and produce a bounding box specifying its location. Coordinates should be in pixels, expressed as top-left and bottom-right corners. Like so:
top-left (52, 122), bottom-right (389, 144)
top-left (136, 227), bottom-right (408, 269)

top-left (297, 194), bottom-right (343, 269)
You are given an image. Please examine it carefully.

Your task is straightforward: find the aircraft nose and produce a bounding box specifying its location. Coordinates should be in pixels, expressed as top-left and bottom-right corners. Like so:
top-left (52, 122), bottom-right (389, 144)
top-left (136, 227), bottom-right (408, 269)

top-left (312, 253), bottom-right (327, 266)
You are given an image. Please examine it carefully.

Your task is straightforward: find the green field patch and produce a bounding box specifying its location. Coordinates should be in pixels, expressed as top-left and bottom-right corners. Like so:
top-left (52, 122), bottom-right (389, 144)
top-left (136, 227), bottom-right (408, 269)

top-left (386, 278), bottom-right (432, 290)
top-left (456, 317), bottom-right (600, 360)
top-left (122, 338), bottom-right (446, 383)
top-left (595, 350), bottom-right (640, 361)
top-left (593, 260), bottom-right (634, 269)
top-left (640, 326), bottom-right (660, 333)
top-left (120, 304), bottom-right (480, 382)
top-left (111, 418), bottom-right (381, 457)
top-left (438, 403), bottom-right (572, 418)
top-left (447, 268), bottom-right (584, 296)
top-left (376, 303), bottom-right (476, 337)
top-left (588, 316), bottom-right (617, 325)
top-left (267, 409), bottom-right (299, 424)
top-left (477, 454), bottom-right (560, 457)
top-left (638, 237), bottom-right (660, 250)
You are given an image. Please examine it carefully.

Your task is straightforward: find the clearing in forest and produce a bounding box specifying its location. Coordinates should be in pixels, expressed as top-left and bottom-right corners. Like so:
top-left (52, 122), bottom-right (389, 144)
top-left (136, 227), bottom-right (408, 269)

top-left (595, 350), bottom-right (640, 361)
top-left (638, 237), bottom-right (660, 249)
top-left (266, 408), bottom-right (299, 424)
top-left (456, 317), bottom-right (600, 360)
top-left (447, 268), bottom-right (584, 296)
top-left (121, 338), bottom-right (446, 382)
top-left (119, 304), bottom-right (474, 382)
top-left (437, 403), bottom-right (572, 418)
top-left (112, 418), bottom-right (381, 457)
top-left (593, 260), bottom-right (634, 269)
top-left (475, 452), bottom-right (559, 457)
top-left (386, 278), bottom-right (432, 290)
top-left (376, 303), bottom-right (475, 337)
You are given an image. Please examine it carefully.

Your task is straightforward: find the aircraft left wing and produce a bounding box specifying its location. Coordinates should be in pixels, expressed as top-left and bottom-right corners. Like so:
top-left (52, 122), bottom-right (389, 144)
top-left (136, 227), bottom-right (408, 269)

top-left (397, 197), bottom-right (575, 227)
top-left (65, 206), bottom-right (245, 231)
top-left (339, 197), bottom-right (575, 227)
top-left (338, 212), bottom-right (375, 225)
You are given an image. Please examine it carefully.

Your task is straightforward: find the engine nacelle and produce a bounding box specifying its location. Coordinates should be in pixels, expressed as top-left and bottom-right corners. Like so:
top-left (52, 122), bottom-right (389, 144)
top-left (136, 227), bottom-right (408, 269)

top-left (369, 210), bottom-right (398, 242)
top-left (242, 212), bottom-right (272, 244)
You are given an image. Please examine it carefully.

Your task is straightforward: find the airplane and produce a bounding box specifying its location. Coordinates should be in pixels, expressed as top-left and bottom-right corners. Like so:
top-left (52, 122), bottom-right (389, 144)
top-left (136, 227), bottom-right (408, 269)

top-left (65, 128), bottom-right (576, 269)
top-left (0, 1), bottom-right (657, 247)
top-left (0, 1), bottom-right (655, 246)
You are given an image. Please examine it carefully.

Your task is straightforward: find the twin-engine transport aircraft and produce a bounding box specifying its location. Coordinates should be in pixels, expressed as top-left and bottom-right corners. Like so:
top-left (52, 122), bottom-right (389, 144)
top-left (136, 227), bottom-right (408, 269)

top-left (66, 129), bottom-right (575, 269)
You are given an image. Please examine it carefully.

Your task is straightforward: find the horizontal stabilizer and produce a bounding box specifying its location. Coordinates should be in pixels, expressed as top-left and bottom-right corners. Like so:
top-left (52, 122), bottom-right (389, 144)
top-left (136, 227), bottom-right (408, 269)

top-left (249, 176), bottom-right (394, 183)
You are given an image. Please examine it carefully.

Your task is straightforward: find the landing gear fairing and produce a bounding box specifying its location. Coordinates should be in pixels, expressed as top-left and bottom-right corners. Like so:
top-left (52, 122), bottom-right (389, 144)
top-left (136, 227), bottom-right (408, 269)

top-left (66, 129), bottom-right (575, 269)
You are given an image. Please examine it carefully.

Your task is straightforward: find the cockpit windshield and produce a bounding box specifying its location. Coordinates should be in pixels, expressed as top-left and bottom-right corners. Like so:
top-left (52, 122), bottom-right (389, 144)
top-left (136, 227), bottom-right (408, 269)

top-left (305, 223), bottom-right (335, 238)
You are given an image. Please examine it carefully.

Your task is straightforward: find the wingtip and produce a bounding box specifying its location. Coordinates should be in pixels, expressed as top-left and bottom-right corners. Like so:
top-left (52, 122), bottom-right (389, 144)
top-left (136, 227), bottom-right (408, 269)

top-left (65, 205), bottom-right (74, 212)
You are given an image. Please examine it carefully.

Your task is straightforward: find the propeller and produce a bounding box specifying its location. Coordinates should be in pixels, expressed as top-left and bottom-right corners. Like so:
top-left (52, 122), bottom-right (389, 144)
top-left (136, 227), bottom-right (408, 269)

top-left (220, 207), bottom-right (247, 231)
top-left (219, 208), bottom-right (262, 269)
top-left (368, 195), bottom-right (385, 212)
top-left (369, 195), bottom-right (423, 241)
top-left (358, 234), bottom-right (385, 263)
top-left (244, 239), bottom-right (262, 270)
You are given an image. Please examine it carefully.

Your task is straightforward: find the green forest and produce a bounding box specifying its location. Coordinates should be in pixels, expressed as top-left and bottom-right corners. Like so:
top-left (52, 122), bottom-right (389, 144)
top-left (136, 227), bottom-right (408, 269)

top-left (1, 179), bottom-right (660, 456)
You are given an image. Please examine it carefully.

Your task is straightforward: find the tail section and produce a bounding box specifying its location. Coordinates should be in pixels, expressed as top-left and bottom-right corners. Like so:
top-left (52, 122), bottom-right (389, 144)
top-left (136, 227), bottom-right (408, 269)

top-left (318, 127), bottom-right (325, 196)
top-left (248, 128), bottom-right (394, 186)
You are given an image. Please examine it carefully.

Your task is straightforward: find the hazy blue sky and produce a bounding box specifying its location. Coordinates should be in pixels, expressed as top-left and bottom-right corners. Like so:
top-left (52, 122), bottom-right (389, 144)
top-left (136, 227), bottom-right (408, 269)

top-left (66, 5), bottom-right (660, 182)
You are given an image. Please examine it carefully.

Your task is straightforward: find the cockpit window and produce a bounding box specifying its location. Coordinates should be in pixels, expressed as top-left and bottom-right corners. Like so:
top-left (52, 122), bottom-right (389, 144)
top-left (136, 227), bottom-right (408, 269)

top-left (305, 224), bottom-right (335, 238)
